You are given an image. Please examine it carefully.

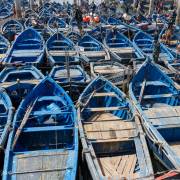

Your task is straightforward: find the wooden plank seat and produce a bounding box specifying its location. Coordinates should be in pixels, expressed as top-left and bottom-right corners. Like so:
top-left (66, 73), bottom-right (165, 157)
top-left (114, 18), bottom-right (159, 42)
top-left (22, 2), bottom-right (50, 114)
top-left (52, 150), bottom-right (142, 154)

top-left (83, 113), bottom-right (136, 141)
top-left (107, 42), bottom-right (128, 46)
top-left (135, 39), bottom-right (152, 43)
top-left (31, 110), bottom-right (72, 116)
top-left (37, 96), bottom-right (63, 102)
top-left (49, 50), bottom-right (77, 56)
top-left (93, 92), bottom-right (117, 97)
top-left (80, 51), bottom-right (106, 57)
top-left (84, 106), bottom-right (128, 112)
top-left (142, 48), bottom-right (152, 52)
top-left (12, 50), bottom-right (42, 57)
top-left (0, 79), bottom-right (39, 88)
top-left (94, 68), bottom-right (124, 74)
top-left (49, 46), bottom-right (72, 50)
top-left (109, 47), bottom-right (134, 53)
top-left (144, 106), bottom-right (180, 128)
top-left (136, 81), bottom-right (168, 87)
top-left (139, 93), bottom-right (178, 99)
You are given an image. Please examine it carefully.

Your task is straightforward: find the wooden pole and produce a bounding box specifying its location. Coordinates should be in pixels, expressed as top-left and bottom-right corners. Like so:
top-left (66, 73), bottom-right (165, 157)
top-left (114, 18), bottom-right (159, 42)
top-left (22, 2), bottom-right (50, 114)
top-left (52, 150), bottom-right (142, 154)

top-left (29, 0), bottom-right (35, 10)
top-left (39, 0), bottom-right (43, 7)
top-left (176, 0), bottom-right (180, 26)
top-left (148, 0), bottom-right (154, 15)
top-left (15, 0), bottom-right (22, 19)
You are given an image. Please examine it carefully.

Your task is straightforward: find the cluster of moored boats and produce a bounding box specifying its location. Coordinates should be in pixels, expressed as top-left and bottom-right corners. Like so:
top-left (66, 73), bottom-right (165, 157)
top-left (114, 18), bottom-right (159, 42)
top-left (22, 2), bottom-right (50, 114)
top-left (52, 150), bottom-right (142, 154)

top-left (0, 0), bottom-right (179, 179)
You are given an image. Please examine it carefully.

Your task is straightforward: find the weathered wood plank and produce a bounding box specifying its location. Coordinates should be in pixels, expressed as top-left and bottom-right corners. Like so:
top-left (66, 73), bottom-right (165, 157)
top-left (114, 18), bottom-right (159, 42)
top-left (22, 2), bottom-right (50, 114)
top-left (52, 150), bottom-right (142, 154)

top-left (84, 106), bottom-right (128, 112)
top-left (93, 92), bottom-right (116, 97)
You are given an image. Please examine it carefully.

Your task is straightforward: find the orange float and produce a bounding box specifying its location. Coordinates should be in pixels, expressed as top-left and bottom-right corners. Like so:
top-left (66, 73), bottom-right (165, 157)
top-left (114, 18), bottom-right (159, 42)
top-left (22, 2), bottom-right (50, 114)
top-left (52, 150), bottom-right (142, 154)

top-left (86, 16), bottom-right (91, 22)
top-left (93, 16), bottom-right (100, 23)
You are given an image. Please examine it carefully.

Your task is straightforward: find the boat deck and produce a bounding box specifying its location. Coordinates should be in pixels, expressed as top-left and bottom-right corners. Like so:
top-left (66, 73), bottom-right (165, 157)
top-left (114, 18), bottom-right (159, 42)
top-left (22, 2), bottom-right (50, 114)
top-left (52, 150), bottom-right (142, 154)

top-left (83, 112), bottom-right (138, 178)
top-left (144, 106), bottom-right (180, 129)
top-left (10, 151), bottom-right (70, 180)
top-left (98, 154), bottom-right (138, 178)
top-left (84, 113), bottom-right (136, 141)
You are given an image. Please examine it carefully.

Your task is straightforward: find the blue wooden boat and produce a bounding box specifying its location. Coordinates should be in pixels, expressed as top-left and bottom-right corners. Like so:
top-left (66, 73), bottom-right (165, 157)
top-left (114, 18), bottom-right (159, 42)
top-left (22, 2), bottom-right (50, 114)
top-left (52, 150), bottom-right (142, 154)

top-left (104, 29), bottom-right (144, 63)
top-left (47, 16), bottom-right (69, 34)
top-left (46, 33), bottom-right (79, 66)
top-left (133, 31), bottom-right (174, 62)
top-left (90, 60), bottom-right (132, 86)
top-left (78, 76), bottom-right (154, 179)
top-left (3, 28), bottom-right (45, 66)
top-left (129, 59), bottom-right (180, 170)
top-left (1, 20), bottom-right (24, 42)
top-left (0, 65), bottom-right (44, 107)
top-left (0, 88), bottom-right (14, 149)
top-left (66, 31), bottom-right (81, 44)
top-left (78, 34), bottom-right (110, 62)
top-left (0, 34), bottom-right (9, 62)
top-left (2, 77), bottom-right (78, 180)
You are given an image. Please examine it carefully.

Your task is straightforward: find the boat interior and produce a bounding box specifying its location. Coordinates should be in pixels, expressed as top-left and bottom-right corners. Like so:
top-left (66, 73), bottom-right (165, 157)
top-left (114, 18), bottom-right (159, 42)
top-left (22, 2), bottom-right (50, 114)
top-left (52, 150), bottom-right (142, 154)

top-left (133, 62), bottom-right (180, 157)
top-left (80, 78), bottom-right (149, 178)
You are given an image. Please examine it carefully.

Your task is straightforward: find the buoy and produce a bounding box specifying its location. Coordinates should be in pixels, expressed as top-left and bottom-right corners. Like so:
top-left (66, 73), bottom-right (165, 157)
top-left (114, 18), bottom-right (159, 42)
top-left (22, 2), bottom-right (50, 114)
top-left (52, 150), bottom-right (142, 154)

top-left (93, 16), bottom-right (100, 23)
top-left (86, 16), bottom-right (91, 22)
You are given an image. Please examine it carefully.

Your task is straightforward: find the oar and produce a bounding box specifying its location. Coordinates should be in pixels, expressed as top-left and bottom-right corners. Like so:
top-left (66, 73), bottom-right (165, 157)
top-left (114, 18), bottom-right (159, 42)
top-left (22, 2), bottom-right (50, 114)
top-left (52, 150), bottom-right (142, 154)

top-left (11, 97), bottom-right (38, 150)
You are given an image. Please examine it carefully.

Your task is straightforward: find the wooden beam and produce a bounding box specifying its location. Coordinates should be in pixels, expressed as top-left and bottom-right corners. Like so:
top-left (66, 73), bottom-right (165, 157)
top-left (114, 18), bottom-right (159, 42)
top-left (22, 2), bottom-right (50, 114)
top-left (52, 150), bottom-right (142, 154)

top-left (39, 0), bottom-right (43, 7)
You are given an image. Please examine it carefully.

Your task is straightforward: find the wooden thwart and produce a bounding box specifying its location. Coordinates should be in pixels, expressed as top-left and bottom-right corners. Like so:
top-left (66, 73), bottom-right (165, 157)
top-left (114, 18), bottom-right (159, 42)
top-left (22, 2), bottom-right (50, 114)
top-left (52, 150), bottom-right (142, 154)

top-left (84, 106), bottom-right (128, 112)
top-left (84, 113), bottom-right (135, 141)
top-left (110, 47), bottom-right (134, 54)
top-left (93, 92), bottom-right (116, 97)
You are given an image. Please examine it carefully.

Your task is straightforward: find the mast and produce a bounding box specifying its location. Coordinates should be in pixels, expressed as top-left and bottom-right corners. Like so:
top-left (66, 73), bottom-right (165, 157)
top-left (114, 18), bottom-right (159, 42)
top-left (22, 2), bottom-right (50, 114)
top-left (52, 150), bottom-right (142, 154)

top-left (14, 0), bottom-right (22, 19)
top-left (148, 0), bottom-right (154, 15)
top-left (176, 0), bottom-right (180, 26)
top-left (29, 0), bottom-right (35, 10)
